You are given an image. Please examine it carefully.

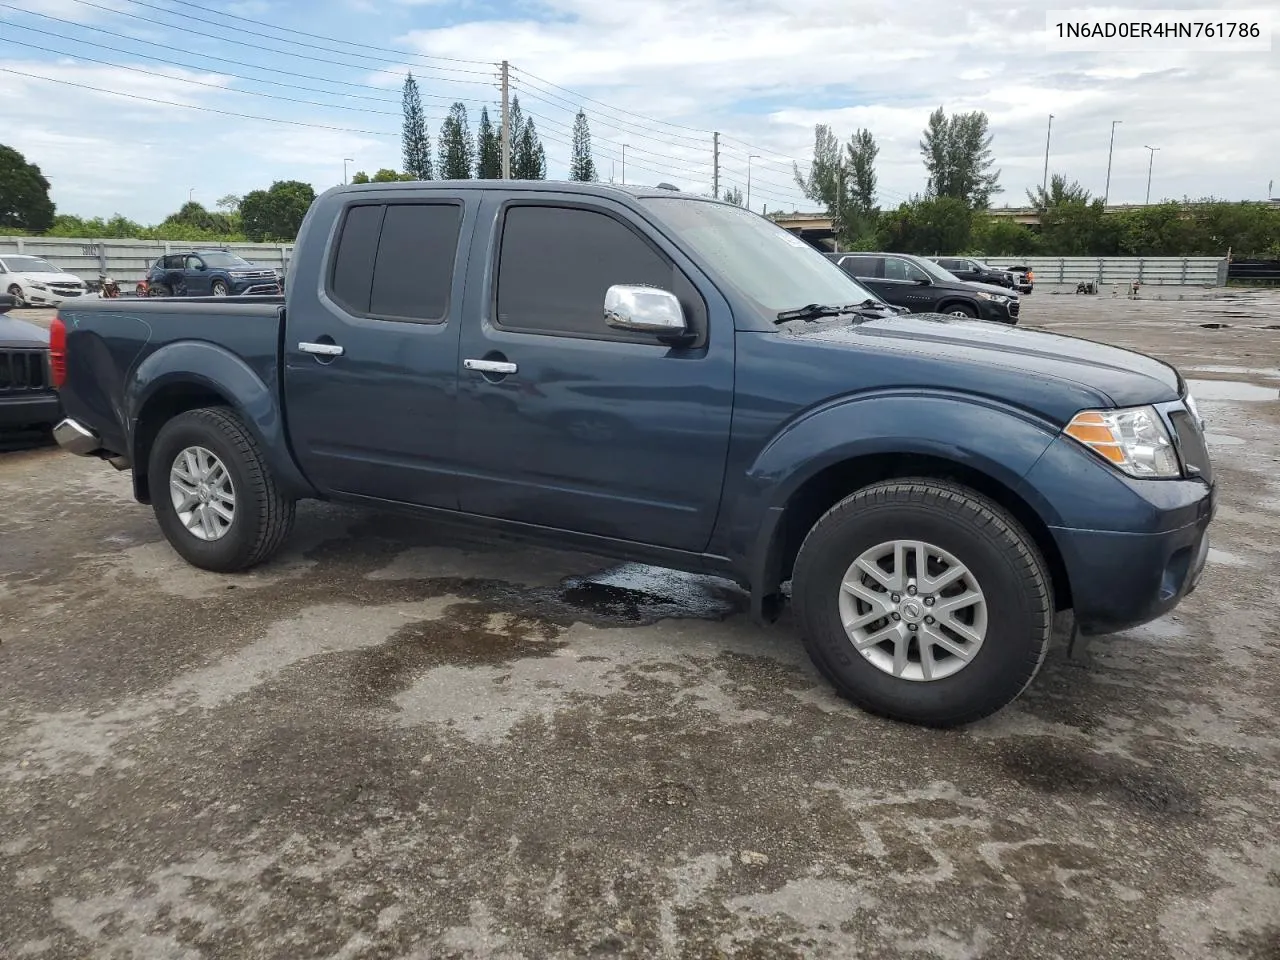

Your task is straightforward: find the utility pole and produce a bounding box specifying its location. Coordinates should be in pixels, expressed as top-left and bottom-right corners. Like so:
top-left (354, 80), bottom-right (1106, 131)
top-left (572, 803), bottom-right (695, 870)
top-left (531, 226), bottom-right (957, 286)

top-left (712, 132), bottom-right (720, 199)
top-left (500, 60), bottom-right (511, 180)
top-left (1103, 119), bottom-right (1121, 205)
top-left (621, 144), bottom-right (627, 185)
top-left (1042, 114), bottom-right (1054, 192)
top-left (747, 155), bottom-right (759, 209)
top-left (1143, 145), bottom-right (1160, 204)
top-left (343, 158), bottom-right (352, 185)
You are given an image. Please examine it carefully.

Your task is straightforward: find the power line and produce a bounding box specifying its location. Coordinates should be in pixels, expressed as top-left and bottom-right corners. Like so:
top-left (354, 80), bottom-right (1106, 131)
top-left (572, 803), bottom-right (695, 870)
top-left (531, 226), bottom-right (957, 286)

top-left (514, 66), bottom-right (714, 139)
top-left (0, 66), bottom-right (399, 137)
top-left (511, 81), bottom-right (711, 152)
top-left (133, 0), bottom-right (491, 67)
top-left (52, 0), bottom-right (496, 81)
top-left (0, 4), bottom-right (490, 99)
top-left (0, 20), bottom-right (492, 113)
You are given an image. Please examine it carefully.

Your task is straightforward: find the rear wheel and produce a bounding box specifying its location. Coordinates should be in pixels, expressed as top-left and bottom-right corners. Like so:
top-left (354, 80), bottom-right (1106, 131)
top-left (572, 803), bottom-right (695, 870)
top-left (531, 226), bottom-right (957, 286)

top-left (792, 479), bottom-right (1052, 727)
top-left (148, 282), bottom-right (171, 297)
top-left (148, 407), bottom-right (295, 572)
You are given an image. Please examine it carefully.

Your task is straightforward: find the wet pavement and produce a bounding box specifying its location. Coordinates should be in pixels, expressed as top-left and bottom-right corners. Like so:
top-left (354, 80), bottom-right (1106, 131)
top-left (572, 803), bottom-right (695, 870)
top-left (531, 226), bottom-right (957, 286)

top-left (2, 291), bottom-right (1279, 959)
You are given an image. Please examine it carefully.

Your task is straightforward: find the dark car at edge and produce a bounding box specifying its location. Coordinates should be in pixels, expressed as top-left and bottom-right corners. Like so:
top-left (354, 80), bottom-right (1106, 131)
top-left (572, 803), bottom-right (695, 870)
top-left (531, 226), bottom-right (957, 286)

top-left (826, 251), bottom-right (1020, 324)
top-left (1, 293), bottom-right (62, 432)
top-left (48, 181), bottom-right (1213, 728)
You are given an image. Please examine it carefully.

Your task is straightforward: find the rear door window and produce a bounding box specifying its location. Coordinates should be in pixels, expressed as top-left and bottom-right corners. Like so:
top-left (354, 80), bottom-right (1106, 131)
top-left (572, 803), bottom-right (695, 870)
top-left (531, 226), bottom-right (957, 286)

top-left (329, 201), bottom-right (461, 323)
top-left (838, 256), bottom-right (880, 279)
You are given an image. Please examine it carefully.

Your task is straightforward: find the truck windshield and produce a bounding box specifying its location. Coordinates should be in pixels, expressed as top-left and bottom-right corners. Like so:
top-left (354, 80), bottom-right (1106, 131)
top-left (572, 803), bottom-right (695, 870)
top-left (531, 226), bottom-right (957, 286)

top-left (641, 198), bottom-right (879, 313)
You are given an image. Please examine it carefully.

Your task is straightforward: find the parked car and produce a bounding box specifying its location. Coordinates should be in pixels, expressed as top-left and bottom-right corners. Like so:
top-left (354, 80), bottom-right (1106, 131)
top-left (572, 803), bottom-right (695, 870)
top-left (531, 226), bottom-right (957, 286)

top-left (1, 293), bottom-right (62, 430)
top-left (50, 181), bottom-right (1214, 727)
top-left (826, 251), bottom-right (1020, 324)
top-left (0, 255), bottom-right (88, 307)
top-left (928, 256), bottom-right (1017, 290)
top-left (145, 250), bottom-right (282, 298)
top-left (1002, 264), bottom-right (1035, 294)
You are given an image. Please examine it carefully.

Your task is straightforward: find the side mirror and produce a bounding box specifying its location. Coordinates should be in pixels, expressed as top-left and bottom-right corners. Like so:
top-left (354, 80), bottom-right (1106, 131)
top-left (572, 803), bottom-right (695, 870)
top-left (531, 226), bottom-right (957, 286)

top-left (604, 285), bottom-right (687, 337)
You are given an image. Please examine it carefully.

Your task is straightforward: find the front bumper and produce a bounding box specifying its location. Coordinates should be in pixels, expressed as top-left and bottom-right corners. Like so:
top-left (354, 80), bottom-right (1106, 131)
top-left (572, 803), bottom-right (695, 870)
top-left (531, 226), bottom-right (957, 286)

top-left (0, 393), bottom-right (62, 429)
top-left (20, 288), bottom-right (86, 306)
top-left (978, 298), bottom-right (1019, 325)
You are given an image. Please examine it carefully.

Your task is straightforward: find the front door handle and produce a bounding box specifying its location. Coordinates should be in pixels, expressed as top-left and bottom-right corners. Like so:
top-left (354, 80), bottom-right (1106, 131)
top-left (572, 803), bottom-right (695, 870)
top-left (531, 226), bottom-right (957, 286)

top-left (464, 358), bottom-right (517, 374)
top-left (299, 341), bottom-right (344, 357)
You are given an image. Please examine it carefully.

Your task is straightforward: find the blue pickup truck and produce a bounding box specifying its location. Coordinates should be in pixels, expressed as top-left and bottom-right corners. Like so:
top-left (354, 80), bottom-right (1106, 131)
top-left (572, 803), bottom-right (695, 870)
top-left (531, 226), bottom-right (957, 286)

top-left (48, 181), bottom-right (1214, 726)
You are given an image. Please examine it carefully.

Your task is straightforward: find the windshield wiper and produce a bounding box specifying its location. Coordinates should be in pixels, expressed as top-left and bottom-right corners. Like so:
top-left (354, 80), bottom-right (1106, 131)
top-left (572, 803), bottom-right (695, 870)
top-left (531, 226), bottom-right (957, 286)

top-left (774, 300), bottom-right (890, 324)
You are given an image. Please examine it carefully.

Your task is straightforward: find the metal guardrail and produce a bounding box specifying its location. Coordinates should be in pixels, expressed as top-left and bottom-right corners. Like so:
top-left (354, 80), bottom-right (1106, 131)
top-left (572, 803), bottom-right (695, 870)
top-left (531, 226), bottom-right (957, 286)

top-left (1227, 259), bottom-right (1280, 282)
top-left (0, 236), bottom-right (294, 286)
top-left (1010, 256), bottom-right (1227, 286)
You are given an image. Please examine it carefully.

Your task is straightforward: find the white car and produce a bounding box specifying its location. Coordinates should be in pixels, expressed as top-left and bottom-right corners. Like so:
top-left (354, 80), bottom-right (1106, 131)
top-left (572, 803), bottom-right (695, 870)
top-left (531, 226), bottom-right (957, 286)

top-left (0, 255), bottom-right (88, 307)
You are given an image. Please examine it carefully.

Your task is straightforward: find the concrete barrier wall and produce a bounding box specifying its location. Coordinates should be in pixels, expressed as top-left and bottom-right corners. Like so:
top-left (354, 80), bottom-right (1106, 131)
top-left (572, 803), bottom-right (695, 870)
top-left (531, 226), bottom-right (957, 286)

top-left (1013, 257), bottom-right (1227, 286)
top-left (0, 237), bottom-right (294, 286)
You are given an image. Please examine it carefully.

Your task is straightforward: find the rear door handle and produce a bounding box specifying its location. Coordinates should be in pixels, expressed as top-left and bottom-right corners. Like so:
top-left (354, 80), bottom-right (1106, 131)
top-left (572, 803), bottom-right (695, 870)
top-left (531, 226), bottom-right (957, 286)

top-left (299, 341), bottom-right (344, 357)
top-left (464, 358), bottom-right (517, 374)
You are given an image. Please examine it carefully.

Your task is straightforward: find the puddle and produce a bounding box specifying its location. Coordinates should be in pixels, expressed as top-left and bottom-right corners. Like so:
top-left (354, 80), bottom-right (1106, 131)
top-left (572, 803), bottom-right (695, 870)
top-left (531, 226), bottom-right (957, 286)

top-left (554, 564), bottom-right (746, 624)
top-left (1187, 365), bottom-right (1280, 378)
top-left (1185, 379), bottom-right (1278, 402)
top-left (1208, 548), bottom-right (1248, 567)
top-left (1204, 433), bottom-right (1245, 446)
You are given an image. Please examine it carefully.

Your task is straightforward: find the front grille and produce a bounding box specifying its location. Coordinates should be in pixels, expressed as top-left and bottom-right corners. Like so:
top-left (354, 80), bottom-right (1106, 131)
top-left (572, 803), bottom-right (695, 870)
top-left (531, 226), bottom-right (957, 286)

top-left (1169, 409), bottom-right (1213, 483)
top-left (1008, 300), bottom-right (1020, 317)
top-left (0, 349), bottom-right (51, 393)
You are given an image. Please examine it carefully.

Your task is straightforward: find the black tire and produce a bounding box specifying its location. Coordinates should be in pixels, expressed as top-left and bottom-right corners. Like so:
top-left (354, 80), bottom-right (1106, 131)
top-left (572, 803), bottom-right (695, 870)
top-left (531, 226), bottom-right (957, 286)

top-left (148, 283), bottom-right (171, 298)
top-left (211, 279), bottom-right (229, 297)
top-left (7, 284), bottom-right (26, 307)
top-left (148, 407), bottom-right (295, 572)
top-left (942, 302), bottom-right (977, 318)
top-left (792, 478), bottom-right (1052, 727)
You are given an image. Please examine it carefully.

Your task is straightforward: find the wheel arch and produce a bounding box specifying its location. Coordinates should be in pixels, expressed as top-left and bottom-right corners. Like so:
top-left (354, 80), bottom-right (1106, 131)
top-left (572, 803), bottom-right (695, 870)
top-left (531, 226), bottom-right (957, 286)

top-left (763, 452), bottom-right (1071, 618)
top-left (127, 342), bottom-right (315, 504)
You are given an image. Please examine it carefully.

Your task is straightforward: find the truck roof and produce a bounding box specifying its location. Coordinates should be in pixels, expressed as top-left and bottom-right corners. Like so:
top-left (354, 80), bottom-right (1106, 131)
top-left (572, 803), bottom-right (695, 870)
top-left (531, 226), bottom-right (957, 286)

top-left (328, 179), bottom-right (715, 202)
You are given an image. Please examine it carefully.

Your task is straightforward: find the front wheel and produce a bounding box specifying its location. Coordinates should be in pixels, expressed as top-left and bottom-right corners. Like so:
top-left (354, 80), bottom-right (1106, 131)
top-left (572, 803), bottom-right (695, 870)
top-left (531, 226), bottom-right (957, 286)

top-left (211, 279), bottom-right (229, 297)
top-left (7, 284), bottom-right (25, 307)
top-left (792, 479), bottom-right (1052, 727)
top-left (148, 407), bottom-right (295, 572)
top-left (944, 303), bottom-right (977, 318)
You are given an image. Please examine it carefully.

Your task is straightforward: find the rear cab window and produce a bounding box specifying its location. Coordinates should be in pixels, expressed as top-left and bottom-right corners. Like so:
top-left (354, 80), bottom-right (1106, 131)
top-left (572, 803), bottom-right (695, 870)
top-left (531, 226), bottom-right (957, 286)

top-left (328, 200), bottom-right (462, 323)
top-left (493, 203), bottom-right (705, 345)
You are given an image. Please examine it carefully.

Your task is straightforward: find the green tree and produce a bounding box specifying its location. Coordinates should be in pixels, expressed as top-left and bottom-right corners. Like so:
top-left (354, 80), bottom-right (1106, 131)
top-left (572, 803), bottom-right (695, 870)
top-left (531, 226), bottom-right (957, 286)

top-left (0, 144), bottom-right (55, 232)
top-left (794, 124), bottom-right (844, 224)
top-left (514, 116), bottom-right (546, 180)
top-left (722, 185), bottom-right (744, 206)
top-left (1038, 199), bottom-right (1117, 256)
top-left (215, 194), bottom-right (241, 214)
top-left (875, 195), bottom-right (973, 254)
top-left (475, 106), bottom-right (501, 179)
top-left (438, 102), bottom-right (474, 180)
top-left (843, 128), bottom-right (879, 243)
top-left (401, 72), bottom-right (432, 180)
top-left (1026, 173), bottom-right (1091, 212)
top-left (240, 180), bottom-right (317, 241)
top-left (161, 201), bottom-right (235, 235)
top-left (795, 125), bottom-right (880, 243)
top-left (350, 171), bottom-right (371, 184)
top-left (971, 217), bottom-right (1039, 256)
top-left (920, 107), bottom-right (1001, 208)
top-left (372, 168), bottom-right (414, 182)
top-left (570, 109), bottom-right (597, 182)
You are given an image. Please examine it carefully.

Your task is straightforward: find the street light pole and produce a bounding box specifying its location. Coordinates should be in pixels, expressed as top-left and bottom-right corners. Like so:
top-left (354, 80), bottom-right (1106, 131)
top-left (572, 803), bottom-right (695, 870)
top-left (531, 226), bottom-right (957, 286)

top-left (1143, 145), bottom-right (1160, 204)
top-left (188, 187), bottom-right (195, 203)
top-left (1042, 114), bottom-right (1054, 192)
top-left (747, 154), bottom-right (759, 210)
top-left (1103, 120), bottom-right (1122, 205)
top-left (343, 158), bottom-right (353, 185)
top-left (621, 144), bottom-right (627, 185)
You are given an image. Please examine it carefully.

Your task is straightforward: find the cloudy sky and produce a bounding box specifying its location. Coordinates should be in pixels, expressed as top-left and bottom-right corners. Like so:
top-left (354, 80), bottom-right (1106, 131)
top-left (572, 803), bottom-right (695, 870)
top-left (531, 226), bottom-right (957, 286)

top-left (1, 0), bottom-right (1276, 224)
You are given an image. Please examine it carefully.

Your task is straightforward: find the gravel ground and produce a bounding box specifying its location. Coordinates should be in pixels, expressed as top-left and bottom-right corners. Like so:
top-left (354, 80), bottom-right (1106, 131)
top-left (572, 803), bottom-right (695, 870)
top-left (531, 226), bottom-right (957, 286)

top-left (2, 290), bottom-right (1279, 960)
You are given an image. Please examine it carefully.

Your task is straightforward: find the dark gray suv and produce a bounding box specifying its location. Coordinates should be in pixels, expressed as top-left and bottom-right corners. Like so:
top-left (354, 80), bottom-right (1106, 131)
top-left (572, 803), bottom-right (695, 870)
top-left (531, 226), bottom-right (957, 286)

top-left (825, 252), bottom-right (1019, 324)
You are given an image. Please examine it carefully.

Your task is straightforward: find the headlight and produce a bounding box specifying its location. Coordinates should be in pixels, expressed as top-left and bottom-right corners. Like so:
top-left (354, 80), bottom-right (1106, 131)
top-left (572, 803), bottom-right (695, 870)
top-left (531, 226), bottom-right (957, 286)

top-left (30, 281), bottom-right (49, 290)
top-left (975, 291), bottom-right (1008, 302)
top-left (1064, 406), bottom-right (1181, 478)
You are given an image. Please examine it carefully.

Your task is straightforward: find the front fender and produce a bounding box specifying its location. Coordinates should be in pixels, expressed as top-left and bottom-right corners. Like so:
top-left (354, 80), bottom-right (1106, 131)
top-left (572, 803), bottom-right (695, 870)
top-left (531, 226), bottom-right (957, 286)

top-left (128, 341), bottom-right (314, 499)
top-left (724, 392), bottom-right (1064, 597)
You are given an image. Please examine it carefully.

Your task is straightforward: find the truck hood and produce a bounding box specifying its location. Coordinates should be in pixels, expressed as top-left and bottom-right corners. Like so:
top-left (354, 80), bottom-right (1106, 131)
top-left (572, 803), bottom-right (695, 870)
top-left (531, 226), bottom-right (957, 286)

top-left (789, 312), bottom-right (1182, 408)
top-left (0, 314), bottom-right (51, 348)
